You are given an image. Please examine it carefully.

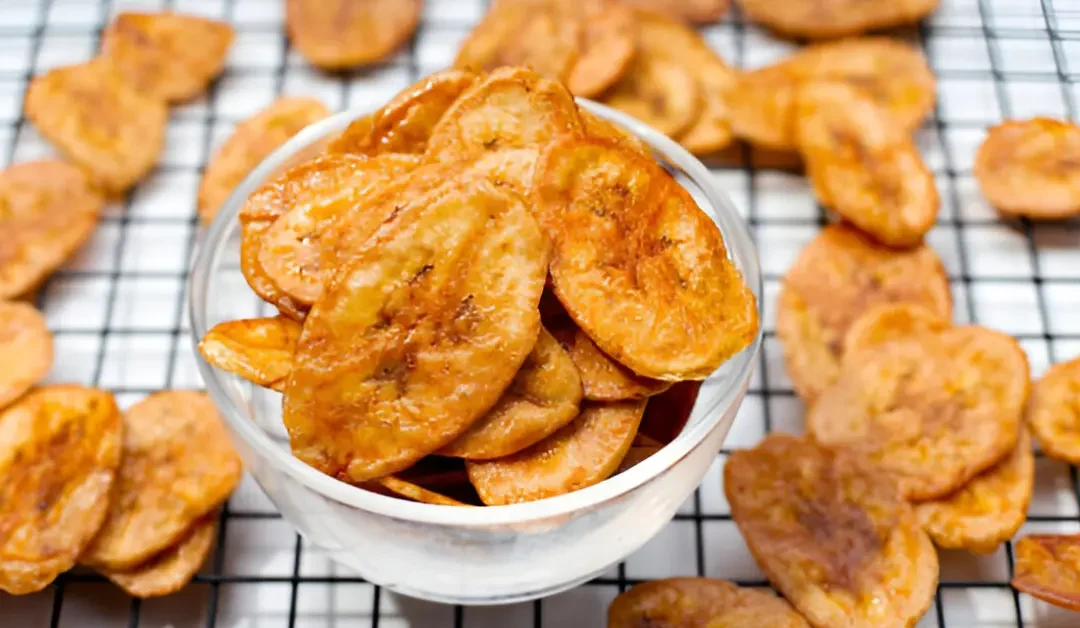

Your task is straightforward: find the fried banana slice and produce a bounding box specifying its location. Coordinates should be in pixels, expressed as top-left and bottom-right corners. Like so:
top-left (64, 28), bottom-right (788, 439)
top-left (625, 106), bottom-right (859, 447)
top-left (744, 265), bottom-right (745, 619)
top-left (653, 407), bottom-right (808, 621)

top-left (1012, 534), bottom-right (1080, 612)
top-left (198, 97), bottom-right (330, 223)
top-left (452, 0), bottom-right (536, 73)
top-left (1027, 355), bottom-right (1080, 465)
top-left (776, 225), bottom-right (952, 402)
top-left (734, 0), bottom-right (939, 39)
top-left (101, 515), bottom-right (216, 598)
top-left (0, 301), bottom-right (53, 409)
top-left (81, 391), bottom-right (242, 571)
top-left (440, 328), bottom-right (583, 460)
top-left (550, 324), bottom-right (671, 401)
top-left (565, 2), bottom-right (636, 98)
top-left (915, 429), bottom-right (1033, 554)
top-left (373, 476), bottom-right (470, 507)
top-left (467, 399), bottom-right (645, 505)
top-left (808, 326), bottom-right (1030, 501)
top-left (534, 137), bottom-right (758, 381)
top-left (580, 109), bottom-right (650, 156)
top-left (796, 81), bottom-right (939, 247)
top-left (285, 0), bottom-right (422, 69)
top-left (283, 179), bottom-right (548, 483)
top-left (198, 316), bottom-right (301, 392)
top-left (725, 434), bottom-right (938, 628)
top-left (24, 59), bottom-right (168, 194)
top-left (620, 0), bottom-right (730, 24)
top-left (974, 118), bottom-right (1080, 220)
top-left (604, 55), bottom-right (701, 139)
top-left (608, 577), bottom-right (807, 627)
top-left (100, 11), bottom-right (234, 103)
top-left (842, 303), bottom-right (951, 359)
top-left (0, 386), bottom-right (121, 595)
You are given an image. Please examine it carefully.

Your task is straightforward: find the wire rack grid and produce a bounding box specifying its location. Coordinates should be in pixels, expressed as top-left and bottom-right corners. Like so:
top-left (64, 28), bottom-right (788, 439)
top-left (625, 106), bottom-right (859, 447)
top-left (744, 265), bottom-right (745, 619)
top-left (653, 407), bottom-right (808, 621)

top-left (2, 0), bottom-right (1080, 626)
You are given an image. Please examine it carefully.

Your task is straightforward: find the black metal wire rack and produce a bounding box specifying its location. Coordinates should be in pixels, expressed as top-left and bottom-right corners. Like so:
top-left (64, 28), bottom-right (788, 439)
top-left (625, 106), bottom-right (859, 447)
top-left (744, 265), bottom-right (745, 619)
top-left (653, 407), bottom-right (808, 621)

top-left (4, 0), bottom-right (1080, 625)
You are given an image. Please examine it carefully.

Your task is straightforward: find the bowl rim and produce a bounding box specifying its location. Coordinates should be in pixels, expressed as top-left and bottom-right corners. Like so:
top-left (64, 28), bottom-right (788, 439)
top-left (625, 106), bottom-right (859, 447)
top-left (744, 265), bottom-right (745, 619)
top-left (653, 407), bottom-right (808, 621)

top-left (189, 98), bottom-right (763, 527)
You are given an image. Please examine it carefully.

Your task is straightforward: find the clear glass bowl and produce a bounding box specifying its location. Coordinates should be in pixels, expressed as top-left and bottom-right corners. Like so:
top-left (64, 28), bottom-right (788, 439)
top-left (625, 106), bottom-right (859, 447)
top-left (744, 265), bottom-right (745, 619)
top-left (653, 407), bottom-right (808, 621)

top-left (189, 100), bottom-right (762, 605)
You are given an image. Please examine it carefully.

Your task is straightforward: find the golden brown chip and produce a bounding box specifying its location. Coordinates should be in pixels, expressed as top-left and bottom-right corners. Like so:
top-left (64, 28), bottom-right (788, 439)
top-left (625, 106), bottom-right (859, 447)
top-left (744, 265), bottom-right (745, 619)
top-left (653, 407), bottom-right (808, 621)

top-left (915, 429), bottom-right (1033, 554)
top-left (468, 147), bottom-right (539, 194)
top-left (1027, 355), bottom-right (1080, 465)
top-left (467, 399), bottom-right (645, 506)
top-left (620, 0), bottom-right (730, 24)
top-left (440, 327), bottom-right (583, 460)
top-left (81, 391), bottom-right (242, 571)
top-left (24, 58), bottom-right (168, 194)
top-left (796, 81), bottom-right (939, 247)
top-left (603, 55), bottom-right (701, 139)
top-left (198, 97), bottom-right (330, 223)
top-left (100, 11), bottom-right (234, 103)
top-left (283, 179), bottom-right (548, 483)
top-left (285, 0), bottom-right (422, 69)
top-left (580, 109), bottom-right (650, 156)
top-left (974, 117), bottom-right (1080, 220)
top-left (453, 0), bottom-right (536, 74)
top-left (0, 160), bottom-right (103, 300)
top-left (0, 301), bottom-right (53, 409)
top-left (842, 303), bottom-right (951, 359)
top-left (498, 6), bottom-right (582, 83)
top-left (775, 224), bottom-right (951, 402)
top-left (198, 316), bottom-right (301, 392)
top-left (1012, 534), bottom-right (1080, 612)
top-left (565, 2), bottom-right (636, 98)
top-left (808, 326), bottom-right (1030, 502)
top-left (102, 515), bottom-right (216, 598)
top-left (734, 0), bottom-right (939, 39)
top-left (373, 476), bottom-right (471, 507)
top-left (725, 434), bottom-right (938, 627)
top-left (534, 137), bottom-right (759, 381)
top-left (0, 385), bottom-right (122, 595)
top-left (608, 577), bottom-right (808, 628)
top-left (550, 324), bottom-right (671, 401)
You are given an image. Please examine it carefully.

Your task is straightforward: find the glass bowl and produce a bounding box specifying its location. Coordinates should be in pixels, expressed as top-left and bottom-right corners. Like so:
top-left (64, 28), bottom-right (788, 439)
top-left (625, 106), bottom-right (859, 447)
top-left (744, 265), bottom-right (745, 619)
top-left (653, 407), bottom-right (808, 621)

top-left (189, 100), bottom-right (762, 606)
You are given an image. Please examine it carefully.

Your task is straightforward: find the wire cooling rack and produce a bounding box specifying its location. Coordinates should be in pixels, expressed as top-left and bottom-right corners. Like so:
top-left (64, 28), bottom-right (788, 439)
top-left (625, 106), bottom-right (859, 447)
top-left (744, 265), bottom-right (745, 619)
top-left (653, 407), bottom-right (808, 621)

top-left (3, 0), bottom-right (1080, 625)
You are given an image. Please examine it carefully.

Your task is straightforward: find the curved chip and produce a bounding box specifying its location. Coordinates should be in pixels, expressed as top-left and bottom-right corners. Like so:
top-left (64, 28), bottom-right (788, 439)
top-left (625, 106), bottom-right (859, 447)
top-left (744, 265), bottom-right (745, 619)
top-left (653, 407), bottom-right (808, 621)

top-left (102, 515), bottom-right (216, 598)
top-left (734, 0), bottom-right (939, 39)
top-left (808, 326), bottom-right (1030, 501)
top-left (1027, 355), bottom-right (1080, 465)
top-left (580, 109), bottom-right (650, 156)
top-left (775, 225), bottom-right (952, 402)
top-left (974, 117), bottom-right (1080, 220)
top-left (1012, 533), bottom-right (1080, 612)
top-left (198, 316), bottom-right (301, 392)
top-left (100, 11), bottom-right (234, 103)
top-left (498, 7), bottom-right (582, 83)
top-left (81, 391), bottom-right (242, 571)
top-left (0, 301), bottom-right (53, 409)
top-left (565, 2), bottom-right (636, 99)
top-left (285, 0), bottom-right (422, 70)
top-left (373, 476), bottom-right (471, 507)
top-left (550, 324), bottom-right (670, 401)
top-left (603, 55), bottom-right (701, 139)
top-left (915, 429), bottom-right (1033, 554)
top-left (534, 137), bottom-right (759, 381)
top-left (725, 434), bottom-right (938, 627)
top-left (24, 58), bottom-right (168, 194)
top-left (440, 327), bottom-right (583, 460)
top-left (283, 179), bottom-right (548, 483)
top-left (467, 399), bottom-right (645, 506)
top-left (0, 160), bottom-right (103, 300)
top-left (842, 303), bottom-right (951, 359)
top-left (608, 577), bottom-right (807, 628)
top-left (452, 0), bottom-right (535, 74)
top-left (0, 385), bottom-right (122, 595)
top-left (199, 97), bottom-right (330, 223)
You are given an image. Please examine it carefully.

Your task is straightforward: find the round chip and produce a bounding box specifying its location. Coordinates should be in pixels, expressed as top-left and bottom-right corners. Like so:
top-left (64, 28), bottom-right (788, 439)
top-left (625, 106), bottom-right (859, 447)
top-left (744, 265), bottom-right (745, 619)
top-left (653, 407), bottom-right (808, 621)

top-left (550, 324), bottom-right (670, 401)
top-left (373, 476), bottom-right (470, 507)
top-left (620, 0), bottom-right (730, 24)
top-left (198, 316), bottom-right (301, 392)
top-left (796, 81), bottom-right (939, 247)
top-left (775, 224), bottom-right (952, 402)
top-left (0, 160), bottom-right (104, 300)
top-left (100, 11), bottom-right (234, 103)
top-left (198, 97), bottom-right (330, 223)
top-left (534, 137), bottom-right (759, 381)
top-left (0, 385), bottom-right (122, 595)
top-left (842, 303), bottom-right (951, 359)
top-left (974, 117), bottom-right (1080, 220)
top-left (1027, 355), bottom-right (1080, 465)
top-left (725, 434), bottom-right (938, 627)
top-left (565, 2), bottom-right (636, 98)
top-left (285, 0), bottom-right (422, 70)
top-left (807, 325), bottom-right (1030, 501)
top-left (608, 577), bottom-right (808, 628)
top-left (915, 429), bottom-right (1034, 554)
top-left (603, 55), bottom-right (701, 139)
top-left (0, 301), bottom-right (53, 409)
top-left (580, 109), bottom-right (650, 156)
top-left (734, 0), bottom-right (939, 39)
top-left (24, 58), bottom-right (168, 194)
top-left (497, 7), bottom-right (582, 83)
top-left (440, 327), bottom-right (583, 460)
top-left (102, 515), bottom-right (216, 598)
top-left (466, 399), bottom-right (646, 506)
top-left (282, 179), bottom-right (548, 483)
top-left (81, 391), bottom-right (242, 571)
top-left (1012, 534), bottom-right (1080, 612)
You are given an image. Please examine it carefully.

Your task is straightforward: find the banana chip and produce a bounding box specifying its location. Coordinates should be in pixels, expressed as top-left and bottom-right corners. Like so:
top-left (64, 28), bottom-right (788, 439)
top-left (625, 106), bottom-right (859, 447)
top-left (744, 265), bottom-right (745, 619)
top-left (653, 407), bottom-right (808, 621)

top-left (0, 301), bottom-right (53, 410)
top-left (551, 324), bottom-right (670, 401)
top-left (1027, 355), bottom-right (1080, 465)
top-left (198, 316), bottom-right (301, 392)
top-left (285, 0), bottom-right (422, 69)
top-left (608, 578), bottom-right (807, 627)
top-left (735, 0), bottom-right (939, 39)
top-left (842, 303), bottom-right (951, 360)
top-left (373, 476), bottom-right (471, 507)
top-left (102, 515), bottom-right (216, 598)
top-left (1012, 533), bottom-right (1080, 612)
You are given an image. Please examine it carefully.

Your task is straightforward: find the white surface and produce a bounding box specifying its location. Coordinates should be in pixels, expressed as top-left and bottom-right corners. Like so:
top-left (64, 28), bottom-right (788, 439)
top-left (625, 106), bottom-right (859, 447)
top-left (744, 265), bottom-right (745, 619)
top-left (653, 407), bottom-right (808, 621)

top-left (3, 0), bottom-right (1080, 625)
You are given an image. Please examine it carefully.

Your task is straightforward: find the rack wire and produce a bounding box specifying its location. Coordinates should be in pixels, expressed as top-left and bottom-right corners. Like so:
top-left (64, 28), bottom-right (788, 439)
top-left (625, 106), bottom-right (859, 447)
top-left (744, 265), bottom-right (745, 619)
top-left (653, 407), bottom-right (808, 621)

top-left (3, 0), bottom-right (1080, 625)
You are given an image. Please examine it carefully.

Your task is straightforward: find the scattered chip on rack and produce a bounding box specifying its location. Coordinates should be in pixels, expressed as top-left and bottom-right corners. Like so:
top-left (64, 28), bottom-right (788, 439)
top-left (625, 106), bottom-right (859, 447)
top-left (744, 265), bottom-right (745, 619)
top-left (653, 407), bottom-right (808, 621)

top-left (603, 55), bottom-right (702, 139)
top-left (0, 301), bottom-right (53, 410)
top-left (284, 0), bottom-right (422, 70)
top-left (1026, 354), bottom-right (1080, 465)
top-left (842, 303), bottom-right (951, 360)
top-left (734, 0), bottom-right (940, 39)
top-left (619, 0), bottom-right (730, 24)
top-left (565, 2), bottom-right (637, 99)
top-left (198, 316), bottom-right (302, 392)
top-left (608, 577), bottom-right (808, 627)
top-left (1011, 533), bottom-right (1080, 612)
top-left (101, 515), bottom-right (217, 599)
